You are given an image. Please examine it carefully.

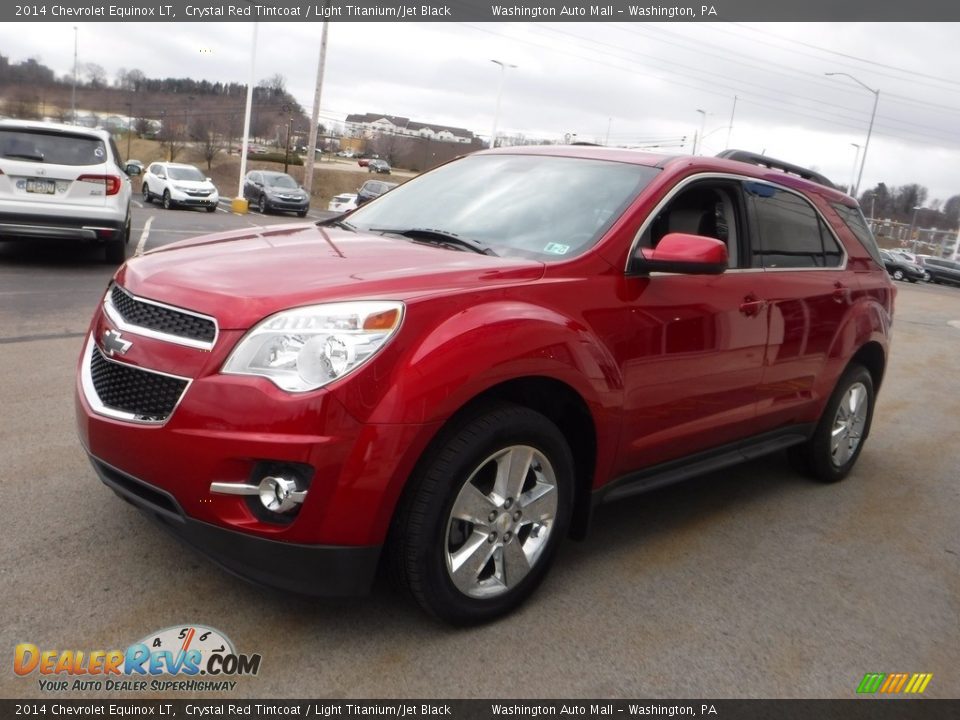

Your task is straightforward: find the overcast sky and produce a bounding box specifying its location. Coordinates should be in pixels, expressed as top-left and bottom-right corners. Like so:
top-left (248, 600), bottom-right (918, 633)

top-left (3, 21), bottom-right (960, 203)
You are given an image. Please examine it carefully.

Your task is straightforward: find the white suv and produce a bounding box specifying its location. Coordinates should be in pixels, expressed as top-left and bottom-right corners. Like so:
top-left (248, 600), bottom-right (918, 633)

top-left (142, 162), bottom-right (219, 212)
top-left (0, 119), bottom-right (139, 263)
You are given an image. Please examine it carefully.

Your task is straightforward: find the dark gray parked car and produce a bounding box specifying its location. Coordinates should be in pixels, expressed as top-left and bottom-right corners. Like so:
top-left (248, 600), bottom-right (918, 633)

top-left (356, 179), bottom-right (398, 206)
top-left (923, 257), bottom-right (960, 285)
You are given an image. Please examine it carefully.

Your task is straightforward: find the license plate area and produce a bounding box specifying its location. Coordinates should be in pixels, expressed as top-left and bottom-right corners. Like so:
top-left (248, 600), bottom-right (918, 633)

top-left (26, 179), bottom-right (56, 194)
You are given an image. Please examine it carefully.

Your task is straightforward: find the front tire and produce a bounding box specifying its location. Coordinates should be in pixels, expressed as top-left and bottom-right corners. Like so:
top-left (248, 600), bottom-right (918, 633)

top-left (162, 190), bottom-right (173, 210)
top-left (390, 403), bottom-right (574, 625)
top-left (258, 195), bottom-right (267, 213)
top-left (142, 184), bottom-right (151, 203)
top-left (789, 364), bottom-right (875, 483)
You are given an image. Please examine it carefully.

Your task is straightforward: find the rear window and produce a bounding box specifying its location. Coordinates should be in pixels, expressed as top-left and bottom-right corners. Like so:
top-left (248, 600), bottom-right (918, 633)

top-left (0, 129), bottom-right (106, 166)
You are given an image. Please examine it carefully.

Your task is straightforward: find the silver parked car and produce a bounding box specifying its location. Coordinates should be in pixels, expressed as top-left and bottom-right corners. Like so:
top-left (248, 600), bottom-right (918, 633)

top-left (0, 119), bottom-right (140, 263)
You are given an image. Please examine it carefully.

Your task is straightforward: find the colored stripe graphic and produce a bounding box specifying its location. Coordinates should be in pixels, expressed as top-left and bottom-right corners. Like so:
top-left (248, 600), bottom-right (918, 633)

top-left (857, 672), bottom-right (932, 694)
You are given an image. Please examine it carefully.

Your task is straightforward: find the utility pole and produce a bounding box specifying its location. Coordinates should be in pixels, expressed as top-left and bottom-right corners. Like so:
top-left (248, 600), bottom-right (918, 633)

top-left (726, 95), bottom-right (737, 150)
top-left (71, 26), bottom-right (78, 124)
top-left (126, 100), bottom-right (133, 160)
top-left (283, 109), bottom-right (294, 174)
top-left (303, 8), bottom-right (329, 195)
top-left (489, 59), bottom-right (517, 149)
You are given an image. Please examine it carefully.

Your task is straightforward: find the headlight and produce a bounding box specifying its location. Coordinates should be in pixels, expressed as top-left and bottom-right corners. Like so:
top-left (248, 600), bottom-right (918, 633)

top-left (222, 301), bottom-right (404, 392)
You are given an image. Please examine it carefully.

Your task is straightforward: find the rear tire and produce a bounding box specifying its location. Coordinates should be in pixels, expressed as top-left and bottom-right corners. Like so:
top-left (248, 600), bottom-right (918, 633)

top-left (892, 269), bottom-right (904, 281)
top-left (105, 217), bottom-right (130, 264)
top-left (389, 402), bottom-right (574, 625)
top-left (789, 364), bottom-right (875, 483)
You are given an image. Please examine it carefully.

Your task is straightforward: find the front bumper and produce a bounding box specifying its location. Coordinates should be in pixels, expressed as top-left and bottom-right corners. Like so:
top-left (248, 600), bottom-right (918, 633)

top-left (170, 189), bottom-right (219, 207)
top-left (264, 196), bottom-right (309, 212)
top-left (88, 454), bottom-right (381, 596)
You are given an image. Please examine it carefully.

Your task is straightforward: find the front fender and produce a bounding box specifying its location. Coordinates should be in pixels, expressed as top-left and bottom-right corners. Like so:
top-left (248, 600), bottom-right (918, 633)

top-left (334, 298), bottom-right (624, 426)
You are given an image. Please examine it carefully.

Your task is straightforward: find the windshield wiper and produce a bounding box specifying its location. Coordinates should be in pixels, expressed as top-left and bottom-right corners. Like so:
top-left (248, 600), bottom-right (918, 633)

top-left (317, 216), bottom-right (356, 231)
top-left (369, 228), bottom-right (497, 256)
top-left (3, 152), bottom-right (45, 161)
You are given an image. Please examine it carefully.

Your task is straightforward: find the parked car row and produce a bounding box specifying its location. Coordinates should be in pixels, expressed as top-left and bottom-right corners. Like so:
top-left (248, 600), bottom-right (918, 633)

top-left (881, 248), bottom-right (960, 286)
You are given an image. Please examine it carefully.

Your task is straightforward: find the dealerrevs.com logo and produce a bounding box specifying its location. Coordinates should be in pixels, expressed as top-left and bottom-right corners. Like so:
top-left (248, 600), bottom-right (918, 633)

top-left (14, 625), bottom-right (262, 693)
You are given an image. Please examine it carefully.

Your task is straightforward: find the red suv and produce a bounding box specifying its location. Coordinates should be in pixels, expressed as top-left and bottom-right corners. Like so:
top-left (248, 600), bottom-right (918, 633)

top-left (76, 147), bottom-right (893, 624)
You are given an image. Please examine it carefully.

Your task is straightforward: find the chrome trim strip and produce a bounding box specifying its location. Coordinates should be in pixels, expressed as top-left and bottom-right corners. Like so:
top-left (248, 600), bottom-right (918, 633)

top-left (625, 172), bottom-right (848, 274)
top-left (209, 482), bottom-right (259, 496)
top-left (80, 334), bottom-right (192, 426)
top-left (104, 284), bottom-right (219, 351)
top-left (209, 481), bottom-right (306, 504)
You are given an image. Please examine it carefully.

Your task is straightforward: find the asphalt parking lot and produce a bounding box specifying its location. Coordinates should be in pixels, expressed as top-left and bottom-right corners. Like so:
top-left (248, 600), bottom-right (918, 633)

top-left (1, 208), bottom-right (958, 699)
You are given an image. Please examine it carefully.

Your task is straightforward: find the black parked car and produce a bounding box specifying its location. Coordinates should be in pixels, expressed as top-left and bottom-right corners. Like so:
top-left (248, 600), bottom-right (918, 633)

top-left (879, 250), bottom-right (924, 283)
top-left (368, 159), bottom-right (392, 174)
top-left (356, 179), bottom-right (398, 206)
top-left (922, 256), bottom-right (960, 286)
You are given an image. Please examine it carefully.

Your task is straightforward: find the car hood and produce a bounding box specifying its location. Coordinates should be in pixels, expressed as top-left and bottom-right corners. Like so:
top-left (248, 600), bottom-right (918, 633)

top-left (117, 223), bottom-right (545, 330)
top-left (170, 179), bottom-right (215, 190)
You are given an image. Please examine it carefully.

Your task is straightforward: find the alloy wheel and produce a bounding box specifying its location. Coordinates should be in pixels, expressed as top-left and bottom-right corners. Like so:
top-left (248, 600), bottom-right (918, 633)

top-left (831, 382), bottom-right (869, 467)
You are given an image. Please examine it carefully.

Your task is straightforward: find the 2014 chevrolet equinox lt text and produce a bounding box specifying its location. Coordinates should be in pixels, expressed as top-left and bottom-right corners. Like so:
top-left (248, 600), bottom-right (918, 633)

top-left (76, 147), bottom-right (893, 624)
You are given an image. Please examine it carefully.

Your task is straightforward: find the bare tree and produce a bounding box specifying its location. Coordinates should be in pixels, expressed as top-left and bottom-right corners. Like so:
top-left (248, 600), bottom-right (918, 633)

top-left (159, 118), bottom-right (187, 162)
top-left (191, 115), bottom-right (224, 170)
top-left (82, 62), bottom-right (107, 89)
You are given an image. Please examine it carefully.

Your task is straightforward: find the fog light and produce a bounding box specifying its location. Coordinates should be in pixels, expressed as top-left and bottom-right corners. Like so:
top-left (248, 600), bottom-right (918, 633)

top-left (258, 475), bottom-right (305, 513)
top-left (209, 475), bottom-right (307, 515)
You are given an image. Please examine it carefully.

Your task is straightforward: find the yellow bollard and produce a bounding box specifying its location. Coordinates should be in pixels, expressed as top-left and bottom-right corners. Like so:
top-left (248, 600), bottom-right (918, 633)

top-left (231, 197), bottom-right (249, 214)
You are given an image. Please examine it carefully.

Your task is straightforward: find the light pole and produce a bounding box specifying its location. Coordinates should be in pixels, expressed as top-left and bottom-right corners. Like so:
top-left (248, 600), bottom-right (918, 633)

top-left (826, 72), bottom-right (879, 199)
top-left (489, 59), bottom-right (517, 149)
top-left (908, 205), bottom-right (922, 253)
top-left (694, 109), bottom-right (710, 155)
top-left (848, 143), bottom-right (860, 196)
top-left (126, 100), bottom-right (133, 160)
top-left (725, 95), bottom-right (737, 150)
top-left (71, 26), bottom-right (78, 124)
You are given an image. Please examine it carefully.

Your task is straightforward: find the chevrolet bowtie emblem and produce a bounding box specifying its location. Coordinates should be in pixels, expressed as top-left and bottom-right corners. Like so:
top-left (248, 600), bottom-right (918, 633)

top-left (102, 329), bottom-right (132, 356)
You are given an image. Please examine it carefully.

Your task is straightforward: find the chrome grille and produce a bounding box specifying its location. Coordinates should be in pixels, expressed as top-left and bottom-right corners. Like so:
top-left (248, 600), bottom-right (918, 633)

top-left (88, 344), bottom-right (188, 423)
top-left (109, 285), bottom-right (216, 345)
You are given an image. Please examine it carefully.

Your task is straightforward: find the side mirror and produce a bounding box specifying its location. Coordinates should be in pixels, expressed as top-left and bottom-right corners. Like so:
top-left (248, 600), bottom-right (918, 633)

top-left (157, 173), bottom-right (166, 180)
top-left (628, 233), bottom-right (728, 275)
top-left (206, 177), bottom-right (213, 183)
top-left (125, 163), bottom-right (142, 176)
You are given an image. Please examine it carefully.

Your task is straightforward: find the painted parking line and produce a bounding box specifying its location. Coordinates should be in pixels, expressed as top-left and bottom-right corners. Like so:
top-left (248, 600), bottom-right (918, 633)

top-left (135, 216), bottom-right (155, 256)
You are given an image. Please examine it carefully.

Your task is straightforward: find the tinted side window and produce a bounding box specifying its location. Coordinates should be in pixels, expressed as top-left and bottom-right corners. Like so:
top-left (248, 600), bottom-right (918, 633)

top-left (747, 183), bottom-right (841, 269)
top-left (831, 202), bottom-right (882, 265)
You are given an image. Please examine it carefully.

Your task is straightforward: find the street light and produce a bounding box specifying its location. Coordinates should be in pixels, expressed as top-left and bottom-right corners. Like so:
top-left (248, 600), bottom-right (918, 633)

top-left (909, 205), bottom-right (923, 253)
top-left (848, 143), bottom-right (861, 196)
top-left (826, 72), bottom-right (879, 198)
top-left (489, 59), bottom-right (517, 149)
top-left (694, 109), bottom-right (710, 155)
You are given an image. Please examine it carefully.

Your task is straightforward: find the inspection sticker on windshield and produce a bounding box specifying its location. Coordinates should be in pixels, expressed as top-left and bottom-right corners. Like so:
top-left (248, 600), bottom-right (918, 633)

top-left (543, 242), bottom-right (570, 255)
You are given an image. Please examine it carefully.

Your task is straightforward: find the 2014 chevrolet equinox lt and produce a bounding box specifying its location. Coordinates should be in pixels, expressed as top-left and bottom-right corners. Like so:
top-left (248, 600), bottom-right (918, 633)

top-left (76, 147), bottom-right (893, 624)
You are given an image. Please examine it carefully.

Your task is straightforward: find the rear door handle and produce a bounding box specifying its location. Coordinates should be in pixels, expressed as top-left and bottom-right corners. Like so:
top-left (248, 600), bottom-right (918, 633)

top-left (833, 281), bottom-right (848, 303)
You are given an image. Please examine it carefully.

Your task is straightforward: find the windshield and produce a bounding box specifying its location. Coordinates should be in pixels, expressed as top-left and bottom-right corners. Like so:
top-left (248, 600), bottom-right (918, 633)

top-left (168, 166), bottom-right (205, 181)
top-left (347, 154), bottom-right (659, 261)
top-left (267, 174), bottom-right (298, 188)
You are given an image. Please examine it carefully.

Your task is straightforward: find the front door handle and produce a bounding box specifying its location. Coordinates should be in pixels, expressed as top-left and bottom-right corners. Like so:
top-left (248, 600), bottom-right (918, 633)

top-left (739, 295), bottom-right (766, 317)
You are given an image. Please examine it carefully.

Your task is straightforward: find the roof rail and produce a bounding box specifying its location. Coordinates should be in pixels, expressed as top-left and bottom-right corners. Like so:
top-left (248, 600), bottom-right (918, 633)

top-left (716, 149), bottom-right (836, 189)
